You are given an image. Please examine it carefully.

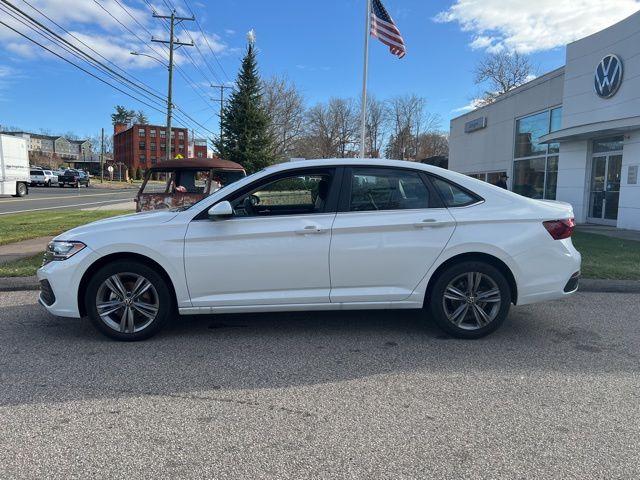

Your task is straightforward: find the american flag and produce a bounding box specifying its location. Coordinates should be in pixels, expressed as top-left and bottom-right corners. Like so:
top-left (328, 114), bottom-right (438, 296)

top-left (370, 0), bottom-right (406, 58)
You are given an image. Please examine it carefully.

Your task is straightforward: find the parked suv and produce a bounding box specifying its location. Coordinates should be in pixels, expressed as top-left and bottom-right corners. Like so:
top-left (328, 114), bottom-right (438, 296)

top-left (30, 168), bottom-right (58, 187)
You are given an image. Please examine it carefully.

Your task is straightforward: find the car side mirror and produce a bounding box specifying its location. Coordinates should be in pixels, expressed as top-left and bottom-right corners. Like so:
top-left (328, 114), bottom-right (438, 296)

top-left (208, 201), bottom-right (234, 220)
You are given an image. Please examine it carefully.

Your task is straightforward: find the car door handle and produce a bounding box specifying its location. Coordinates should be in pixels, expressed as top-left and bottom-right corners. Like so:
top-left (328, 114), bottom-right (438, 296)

top-left (295, 225), bottom-right (326, 235)
top-left (413, 219), bottom-right (450, 228)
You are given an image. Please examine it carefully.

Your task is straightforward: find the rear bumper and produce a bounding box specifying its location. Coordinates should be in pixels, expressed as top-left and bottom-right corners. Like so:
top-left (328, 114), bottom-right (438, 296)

top-left (514, 238), bottom-right (582, 306)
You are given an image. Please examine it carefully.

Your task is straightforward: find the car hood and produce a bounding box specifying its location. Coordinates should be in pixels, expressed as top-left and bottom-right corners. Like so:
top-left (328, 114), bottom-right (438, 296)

top-left (55, 210), bottom-right (179, 242)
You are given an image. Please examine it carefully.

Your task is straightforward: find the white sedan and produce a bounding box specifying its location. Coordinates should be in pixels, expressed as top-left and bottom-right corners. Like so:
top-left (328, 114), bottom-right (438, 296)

top-left (37, 159), bottom-right (581, 340)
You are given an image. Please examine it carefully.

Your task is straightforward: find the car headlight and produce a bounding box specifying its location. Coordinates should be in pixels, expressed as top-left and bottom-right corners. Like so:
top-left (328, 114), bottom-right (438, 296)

top-left (43, 241), bottom-right (86, 265)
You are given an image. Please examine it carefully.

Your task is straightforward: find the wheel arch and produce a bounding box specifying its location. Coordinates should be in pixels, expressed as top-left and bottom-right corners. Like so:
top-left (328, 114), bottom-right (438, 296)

top-left (77, 252), bottom-right (178, 317)
top-left (424, 252), bottom-right (518, 306)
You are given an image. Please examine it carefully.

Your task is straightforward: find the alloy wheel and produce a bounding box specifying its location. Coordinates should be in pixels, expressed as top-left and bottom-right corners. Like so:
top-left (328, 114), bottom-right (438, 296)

top-left (95, 272), bottom-right (159, 334)
top-left (442, 272), bottom-right (502, 331)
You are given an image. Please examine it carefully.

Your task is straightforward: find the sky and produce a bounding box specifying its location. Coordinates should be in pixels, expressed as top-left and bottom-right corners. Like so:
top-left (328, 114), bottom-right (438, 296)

top-left (1, 0), bottom-right (639, 141)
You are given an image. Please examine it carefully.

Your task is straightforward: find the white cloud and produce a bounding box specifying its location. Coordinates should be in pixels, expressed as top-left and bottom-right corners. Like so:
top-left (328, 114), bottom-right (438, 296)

top-left (452, 98), bottom-right (484, 114)
top-left (0, 0), bottom-right (230, 69)
top-left (435, 0), bottom-right (640, 53)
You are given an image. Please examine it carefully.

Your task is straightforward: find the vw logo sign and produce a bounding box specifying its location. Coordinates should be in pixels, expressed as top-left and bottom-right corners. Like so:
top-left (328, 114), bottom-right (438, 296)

top-left (594, 54), bottom-right (623, 99)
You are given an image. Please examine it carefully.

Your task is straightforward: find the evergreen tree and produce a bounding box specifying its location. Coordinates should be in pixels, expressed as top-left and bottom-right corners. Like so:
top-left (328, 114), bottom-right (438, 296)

top-left (214, 39), bottom-right (273, 173)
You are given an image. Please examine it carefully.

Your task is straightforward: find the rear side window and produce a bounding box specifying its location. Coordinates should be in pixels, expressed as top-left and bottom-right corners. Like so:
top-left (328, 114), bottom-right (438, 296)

top-left (349, 168), bottom-right (431, 212)
top-left (430, 176), bottom-right (481, 207)
top-left (30, 170), bottom-right (41, 175)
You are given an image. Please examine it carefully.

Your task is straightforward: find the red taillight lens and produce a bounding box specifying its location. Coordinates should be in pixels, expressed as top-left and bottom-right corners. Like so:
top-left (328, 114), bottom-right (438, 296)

top-left (543, 218), bottom-right (575, 240)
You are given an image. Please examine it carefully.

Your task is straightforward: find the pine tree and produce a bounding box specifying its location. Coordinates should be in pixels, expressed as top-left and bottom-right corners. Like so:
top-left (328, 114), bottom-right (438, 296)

top-left (214, 40), bottom-right (273, 173)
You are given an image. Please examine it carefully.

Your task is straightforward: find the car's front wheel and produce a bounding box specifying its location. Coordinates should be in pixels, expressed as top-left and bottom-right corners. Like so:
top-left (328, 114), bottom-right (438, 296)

top-left (85, 260), bottom-right (173, 340)
top-left (428, 261), bottom-right (511, 339)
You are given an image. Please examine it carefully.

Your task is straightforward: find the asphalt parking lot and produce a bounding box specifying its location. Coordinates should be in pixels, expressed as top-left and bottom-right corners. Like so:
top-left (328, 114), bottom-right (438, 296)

top-left (0, 290), bottom-right (638, 479)
top-left (0, 186), bottom-right (134, 214)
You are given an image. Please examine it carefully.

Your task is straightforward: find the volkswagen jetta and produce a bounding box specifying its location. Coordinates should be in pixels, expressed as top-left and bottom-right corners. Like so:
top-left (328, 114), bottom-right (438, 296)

top-left (37, 159), bottom-right (581, 340)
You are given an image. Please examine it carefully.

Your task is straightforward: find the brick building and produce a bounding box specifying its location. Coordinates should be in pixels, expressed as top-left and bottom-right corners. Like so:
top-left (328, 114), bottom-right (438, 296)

top-left (192, 138), bottom-right (208, 158)
top-left (113, 123), bottom-right (188, 171)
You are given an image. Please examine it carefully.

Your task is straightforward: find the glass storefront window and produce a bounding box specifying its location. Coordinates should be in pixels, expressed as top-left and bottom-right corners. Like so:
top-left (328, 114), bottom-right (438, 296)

top-left (548, 107), bottom-right (562, 154)
top-left (515, 111), bottom-right (550, 158)
top-left (544, 156), bottom-right (558, 200)
top-left (593, 136), bottom-right (623, 153)
top-left (513, 158), bottom-right (546, 199)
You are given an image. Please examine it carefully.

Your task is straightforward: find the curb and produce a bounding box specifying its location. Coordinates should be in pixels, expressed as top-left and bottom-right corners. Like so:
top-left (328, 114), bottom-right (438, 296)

top-left (0, 276), bottom-right (39, 292)
top-left (579, 278), bottom-right (640, 294)
top-left (1, 276), bottom-right (639, 294)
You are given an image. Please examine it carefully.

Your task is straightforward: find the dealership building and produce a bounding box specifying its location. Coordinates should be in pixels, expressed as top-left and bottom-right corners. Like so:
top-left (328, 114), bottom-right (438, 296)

top-left (449, 11), bottom-right (640, 231)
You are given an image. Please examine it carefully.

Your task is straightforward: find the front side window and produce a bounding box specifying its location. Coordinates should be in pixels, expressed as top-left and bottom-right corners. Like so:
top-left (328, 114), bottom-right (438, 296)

top-left (349, 169), bottom-right (431, 212)
top-left (231, 171), bottom-right (334, 217)
top-left (431, 177), bottom-right (480, 207)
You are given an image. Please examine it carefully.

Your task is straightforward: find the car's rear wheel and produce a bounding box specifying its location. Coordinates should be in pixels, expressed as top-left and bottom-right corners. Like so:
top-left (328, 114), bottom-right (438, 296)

top-left (428, 261), bottom-right (511, 339)
top-left (85, 260), bottom-right (173, 341)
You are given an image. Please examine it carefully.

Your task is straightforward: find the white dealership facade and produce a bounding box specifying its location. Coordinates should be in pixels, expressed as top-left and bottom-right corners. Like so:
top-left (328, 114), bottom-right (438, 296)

top-left (449, 11), bottom-right (640, 230)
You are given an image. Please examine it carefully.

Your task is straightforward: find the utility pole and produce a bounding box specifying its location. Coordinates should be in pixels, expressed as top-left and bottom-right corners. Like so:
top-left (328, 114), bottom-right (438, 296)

top-left (100, 127), bottom-right (104, 183)
top-left (211, 84), bottom-right (233, 144)
top-left (151, 10), bottom-right (194, 162)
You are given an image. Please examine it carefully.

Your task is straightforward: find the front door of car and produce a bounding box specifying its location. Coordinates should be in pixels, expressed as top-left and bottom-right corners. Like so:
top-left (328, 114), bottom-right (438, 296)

top-left (184, 168), bottom-right (340, 307)
top-left (329, 167), bottom-right (456, 303)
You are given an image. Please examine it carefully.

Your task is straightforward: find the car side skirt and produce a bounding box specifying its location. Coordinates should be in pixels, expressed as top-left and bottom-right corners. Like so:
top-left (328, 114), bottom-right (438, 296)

top-left (179, 300), bottom-right (422, 315)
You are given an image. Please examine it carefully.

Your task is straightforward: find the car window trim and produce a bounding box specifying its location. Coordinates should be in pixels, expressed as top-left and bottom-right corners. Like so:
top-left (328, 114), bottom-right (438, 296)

top-left (193, 166), bottom-right (344, 221)
top-left (338, 165), bottom-right (444, 213)
top-left (425, 173), bottom-right (485, 208)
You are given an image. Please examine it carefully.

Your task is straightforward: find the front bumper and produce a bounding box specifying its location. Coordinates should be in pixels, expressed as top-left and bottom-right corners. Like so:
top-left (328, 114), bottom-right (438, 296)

top-left (37, 246), bottom-right (98, 318)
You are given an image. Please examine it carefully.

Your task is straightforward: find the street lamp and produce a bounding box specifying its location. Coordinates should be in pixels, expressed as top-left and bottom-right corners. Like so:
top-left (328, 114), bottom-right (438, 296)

top-left (130, 51), bottom-right (168, 68)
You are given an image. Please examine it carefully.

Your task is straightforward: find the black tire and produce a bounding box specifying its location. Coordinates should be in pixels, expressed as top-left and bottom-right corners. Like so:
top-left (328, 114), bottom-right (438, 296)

top-left (84, 260), bottom-right (174, 341)
top-left (13, 182), bottom-right (28, 197)
top-left (59, 184), bottom-right (64, 188)
top-left (427, 261), bottom-right (511, 339)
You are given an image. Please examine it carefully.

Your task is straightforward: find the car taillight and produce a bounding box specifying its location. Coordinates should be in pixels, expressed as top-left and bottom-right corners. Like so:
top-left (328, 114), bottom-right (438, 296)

top-left (543, 218), bottom-right (575, 240)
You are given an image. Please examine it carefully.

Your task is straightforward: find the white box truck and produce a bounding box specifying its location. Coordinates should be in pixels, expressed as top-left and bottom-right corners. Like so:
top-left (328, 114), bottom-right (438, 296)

top-left (0, 133), bottom-right (29, 197)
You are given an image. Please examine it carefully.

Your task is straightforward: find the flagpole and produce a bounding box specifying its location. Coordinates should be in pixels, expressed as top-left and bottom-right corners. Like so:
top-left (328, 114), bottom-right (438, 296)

top-left (359, 0), bottom-right (371, 158)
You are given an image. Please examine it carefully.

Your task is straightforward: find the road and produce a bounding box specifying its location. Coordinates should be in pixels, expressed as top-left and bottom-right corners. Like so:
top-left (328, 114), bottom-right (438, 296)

top-left (0, 291), bottom-right (638, 479)
top-left (0, 186), bottom-right (135, 214)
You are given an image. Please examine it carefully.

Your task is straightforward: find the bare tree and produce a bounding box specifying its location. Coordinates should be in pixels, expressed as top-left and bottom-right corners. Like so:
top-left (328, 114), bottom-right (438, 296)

top-left (262, 76), bottom-right (305, 160)
top-left (294, 97), bottom-right (358, 159)
top-left (362, 95), bottom-right (387, 158)
top-left (416, 132), bottom-right (449, 159)
top-left (385, 95), bottom-right (439, 160)
top-left (474, 51), bottom-right (532, 105)
top-left (329, 98), bottom-right (358, 158)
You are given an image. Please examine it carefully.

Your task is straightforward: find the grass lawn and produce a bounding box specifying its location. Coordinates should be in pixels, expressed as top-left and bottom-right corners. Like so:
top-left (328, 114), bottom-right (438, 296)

top-left (0, 255), bottom-right (42, 277)
top-left (572, 231), bottom-right (640, 280)
top-left (0, 210), bottom-right (132, 246)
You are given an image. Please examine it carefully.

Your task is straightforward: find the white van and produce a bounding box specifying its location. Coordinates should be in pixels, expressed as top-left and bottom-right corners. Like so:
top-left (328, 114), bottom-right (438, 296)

top-left (0, 134), bottom-right (30, 197)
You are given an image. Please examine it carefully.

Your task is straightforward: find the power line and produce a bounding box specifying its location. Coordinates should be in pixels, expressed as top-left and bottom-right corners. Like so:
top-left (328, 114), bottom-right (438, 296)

top-left (2, 0), bottom-right (166, 106)
top-left (20, 0), bottom-right (165, 98)
top-left (181, 0), bottom-right (231, 82)
top-left (0, 17), bottom-right (167, 116)
top-left (1, 2), bottom-right (210, 139)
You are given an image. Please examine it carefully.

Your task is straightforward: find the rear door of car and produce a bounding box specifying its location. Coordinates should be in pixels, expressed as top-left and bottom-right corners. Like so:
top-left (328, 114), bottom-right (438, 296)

top-left (329, 166), bottom-right (456, 303)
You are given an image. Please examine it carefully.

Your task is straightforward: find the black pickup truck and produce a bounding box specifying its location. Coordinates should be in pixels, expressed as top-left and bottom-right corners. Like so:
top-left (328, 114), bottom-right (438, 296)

top-left (58, 169), bottom-right (90, 188)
